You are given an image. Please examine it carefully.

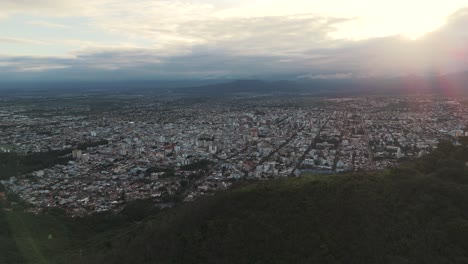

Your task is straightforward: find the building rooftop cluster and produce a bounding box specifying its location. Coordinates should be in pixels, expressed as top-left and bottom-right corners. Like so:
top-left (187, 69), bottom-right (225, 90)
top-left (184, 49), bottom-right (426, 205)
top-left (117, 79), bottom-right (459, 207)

top-left (1, 96), bottom-right (467, 216)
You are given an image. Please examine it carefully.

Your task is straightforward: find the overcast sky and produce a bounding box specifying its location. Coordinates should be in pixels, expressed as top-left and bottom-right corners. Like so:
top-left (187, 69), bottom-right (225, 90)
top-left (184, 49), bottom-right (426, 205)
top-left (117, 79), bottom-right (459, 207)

top-left (1, 0), bottom-right (467, 81)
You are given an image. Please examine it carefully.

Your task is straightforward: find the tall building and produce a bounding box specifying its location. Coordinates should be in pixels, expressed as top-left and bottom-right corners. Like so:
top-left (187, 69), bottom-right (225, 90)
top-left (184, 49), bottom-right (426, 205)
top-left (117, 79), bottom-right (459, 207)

top-left (81, 154), bottom-right (90, 163)
top-left (72, 149), bottom-right (82, 159)
top-left (251, 127), bottom-right (259, 138)
top-left (209, 145), bottom-right (217, 154)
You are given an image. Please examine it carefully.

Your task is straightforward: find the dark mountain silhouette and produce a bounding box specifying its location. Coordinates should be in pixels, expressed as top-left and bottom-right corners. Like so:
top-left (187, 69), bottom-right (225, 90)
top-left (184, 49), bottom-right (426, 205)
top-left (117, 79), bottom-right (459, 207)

top-left (1, 71), bottom-right (467, 97)
top-left (171, 71), bottom-right (468, 97)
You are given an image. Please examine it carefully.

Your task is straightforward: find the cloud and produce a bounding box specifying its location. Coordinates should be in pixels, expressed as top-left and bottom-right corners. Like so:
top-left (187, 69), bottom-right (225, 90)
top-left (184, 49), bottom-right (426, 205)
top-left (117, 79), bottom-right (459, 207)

top-left (75, 1), bottom-right (351, 57)
top-left (27, 20), bottom-right (70, 29)
top-left (0, 0), bottom-right (348, 54)
top-left (0, 0), bottom-right (106, 17)
top-left (0, 37), bottom-right (47, 45)
top-left (0, 6), bottom-right (467, 81)
top-left (0, 55), bottom-right (72, 75)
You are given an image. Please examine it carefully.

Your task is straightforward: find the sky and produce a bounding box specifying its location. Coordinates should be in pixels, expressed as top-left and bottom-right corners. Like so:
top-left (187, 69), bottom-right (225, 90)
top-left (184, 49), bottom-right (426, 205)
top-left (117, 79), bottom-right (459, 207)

top-left (0, 0), bottom-right (468, 81)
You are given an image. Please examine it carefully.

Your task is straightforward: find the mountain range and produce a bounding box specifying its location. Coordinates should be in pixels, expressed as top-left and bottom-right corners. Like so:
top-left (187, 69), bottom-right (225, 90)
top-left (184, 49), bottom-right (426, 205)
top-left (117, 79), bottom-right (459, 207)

top-left (1, 71), bottom-right (467, 97)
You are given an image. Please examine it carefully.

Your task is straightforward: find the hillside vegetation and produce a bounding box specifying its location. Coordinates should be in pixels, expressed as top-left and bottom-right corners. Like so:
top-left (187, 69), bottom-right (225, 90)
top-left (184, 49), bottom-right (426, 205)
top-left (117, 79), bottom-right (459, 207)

top-left (1, 140), bottom-right (467, 264)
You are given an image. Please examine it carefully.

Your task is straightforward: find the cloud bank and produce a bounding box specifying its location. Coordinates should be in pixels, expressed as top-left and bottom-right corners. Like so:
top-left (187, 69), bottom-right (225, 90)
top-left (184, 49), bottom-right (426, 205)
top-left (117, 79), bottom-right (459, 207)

top-left (0, 1), bottom-right (467, 81)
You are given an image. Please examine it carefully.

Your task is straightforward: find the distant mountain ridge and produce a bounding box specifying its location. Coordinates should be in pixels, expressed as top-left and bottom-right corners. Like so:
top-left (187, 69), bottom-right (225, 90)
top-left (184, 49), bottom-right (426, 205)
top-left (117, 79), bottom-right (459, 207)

top-left (171, 71), bottom-right (468, 96)
top-left (1, 71), bottom-right (467, 97)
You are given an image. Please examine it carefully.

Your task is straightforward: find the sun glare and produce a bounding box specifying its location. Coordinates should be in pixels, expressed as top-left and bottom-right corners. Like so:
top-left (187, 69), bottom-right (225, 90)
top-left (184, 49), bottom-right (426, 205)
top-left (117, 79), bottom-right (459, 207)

top-left (400, 19), bottom-right (446, 40)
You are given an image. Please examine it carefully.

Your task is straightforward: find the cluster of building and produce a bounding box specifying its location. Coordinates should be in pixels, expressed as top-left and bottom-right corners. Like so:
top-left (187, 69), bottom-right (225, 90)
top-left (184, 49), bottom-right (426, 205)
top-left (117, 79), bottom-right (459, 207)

top-left (1, 96), bottom-right (467, 216)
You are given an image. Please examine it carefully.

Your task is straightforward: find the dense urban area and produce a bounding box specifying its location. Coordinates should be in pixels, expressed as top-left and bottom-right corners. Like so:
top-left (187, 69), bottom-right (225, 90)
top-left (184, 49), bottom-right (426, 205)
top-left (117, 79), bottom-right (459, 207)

top-left (1, 94), bottom-right (467, 216)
